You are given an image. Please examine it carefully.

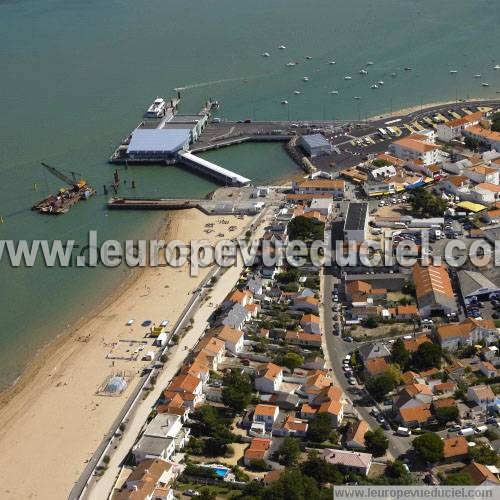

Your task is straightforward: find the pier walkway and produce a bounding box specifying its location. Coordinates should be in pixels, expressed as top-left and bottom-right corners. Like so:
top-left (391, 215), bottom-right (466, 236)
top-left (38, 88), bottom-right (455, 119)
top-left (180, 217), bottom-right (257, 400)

top-left (178, 151), bottom-right (250, 186)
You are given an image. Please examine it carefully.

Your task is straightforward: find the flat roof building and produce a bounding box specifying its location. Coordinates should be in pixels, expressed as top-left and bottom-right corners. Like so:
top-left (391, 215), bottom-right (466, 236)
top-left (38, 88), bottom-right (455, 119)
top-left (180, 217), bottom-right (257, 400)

top-left (299, 134), bottom-right (332, 157)
top-left (127, 129), bottom-right (190, 159)
top-left (344, 202), bottom-right (368, 243)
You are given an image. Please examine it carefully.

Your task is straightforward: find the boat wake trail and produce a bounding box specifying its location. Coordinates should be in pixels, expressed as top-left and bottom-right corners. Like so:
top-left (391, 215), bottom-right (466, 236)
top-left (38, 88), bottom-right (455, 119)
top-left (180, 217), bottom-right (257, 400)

top-left (174, 72), bottom-right (277, 91)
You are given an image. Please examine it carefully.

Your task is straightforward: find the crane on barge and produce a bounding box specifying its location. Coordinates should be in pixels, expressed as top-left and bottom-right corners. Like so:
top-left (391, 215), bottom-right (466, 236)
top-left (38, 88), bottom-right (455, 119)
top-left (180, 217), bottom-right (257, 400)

top-left (32, 162), bottom-right (96, 215)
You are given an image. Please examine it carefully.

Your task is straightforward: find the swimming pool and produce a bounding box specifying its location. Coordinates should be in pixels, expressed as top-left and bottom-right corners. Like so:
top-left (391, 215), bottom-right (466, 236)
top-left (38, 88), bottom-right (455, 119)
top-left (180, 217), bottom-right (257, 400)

top-left (213, 466), bottom-right (229, 478)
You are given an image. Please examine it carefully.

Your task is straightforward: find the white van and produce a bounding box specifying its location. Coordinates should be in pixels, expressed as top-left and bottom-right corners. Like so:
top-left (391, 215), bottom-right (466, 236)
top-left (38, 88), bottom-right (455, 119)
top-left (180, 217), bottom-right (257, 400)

top-left (396, 427), bottom-right (411, 437)
top-left (459, 427), bottom-right (475, 437)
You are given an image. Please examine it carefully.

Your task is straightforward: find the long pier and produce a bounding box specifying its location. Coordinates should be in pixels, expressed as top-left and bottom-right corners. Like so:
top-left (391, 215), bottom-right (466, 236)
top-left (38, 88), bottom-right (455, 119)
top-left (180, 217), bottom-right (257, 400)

top-left (107, 196), bottom-right (262, 215)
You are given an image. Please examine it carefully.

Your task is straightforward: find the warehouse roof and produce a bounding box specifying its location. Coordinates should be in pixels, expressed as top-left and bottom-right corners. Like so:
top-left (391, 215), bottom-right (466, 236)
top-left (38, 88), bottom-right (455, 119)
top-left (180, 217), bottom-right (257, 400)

top-left (127, 129), bottom-right (190, 153)
top-left (300, 134), bottom-right (331, 148)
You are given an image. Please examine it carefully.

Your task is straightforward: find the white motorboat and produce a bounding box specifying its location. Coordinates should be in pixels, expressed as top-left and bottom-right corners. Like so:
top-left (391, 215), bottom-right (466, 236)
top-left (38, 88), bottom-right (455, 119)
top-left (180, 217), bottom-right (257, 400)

top-left (303, 76), bottom-right (309, 81)
top-left (329, 61), bottom-right (336, 65)
top-left (330, 90), bottom-right (339, 95)
top-left (449, 70), bottom-right (458, 74)
top-left (294, 90), bottom-right (301, 95)
top-left (262, 52), bottom-right (270, 57)
top-left (281, 100), bottom-right (289, 105)
top-left (306, 56), bottom-right (312, 60)
top-left (494, 64), bottom-right (500, 70)
top-left (344, 76), bottom-right (352, 80)
top-left (482, 82), bottom-right (489, 87)
top-left (367, 61), bottom-right (374, 65)
top-left (286, 61), bottom-right (297, 67)
top-left (279, 45), bottom-right (286, 50)
top-left (378, 81), bottom-right (385, 85)
top-left (145, 97), bottom-right (166, 118)
top-left (359, 69), bottom-right (368, 75)
top-left (371, 84), bottom-right (379, 89)
top-left (474, 74), bottom-right (481, 78)
top-left (391, 72), bottom-right (397, 77)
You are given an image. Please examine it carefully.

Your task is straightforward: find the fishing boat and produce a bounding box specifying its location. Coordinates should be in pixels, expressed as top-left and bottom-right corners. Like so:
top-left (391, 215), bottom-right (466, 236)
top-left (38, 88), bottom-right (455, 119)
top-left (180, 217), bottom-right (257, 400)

top-left (404, 67), bottom-right (412, 71)
top-left (330, 90), bottom-right (339, 95)
top-left (262, 52), bottom-right (270, 57)
top-left (378, 81), bottom-right (385, 85)
top-left (449, 70), bottom-right (458, 74)
top-left (371, 84), bottom-right (379, 89)
top-left (367, 61), bottom-right (374, 66)
top-left (494, 64), bottom-right (500, 70)
top-left (474, 74), bottom-right (481, 78)
top-left (359, 69), bottom-right (368, 75)
top-left (279, 45), bottom-right (286, 50)
top-left (329, 61), bottom-right (336, 65)
top-left (286, 61), bottom-right (297, 67)
top-left (294, 90), bottom-right (301, 95)
top-left (344, 76), bottom-right (352, 80)
top-left (303, 76), bottom-right (309, 82)
top-left (306, 56), bottom-right (312, 60)
top-left (482, 83), bottom-right (489, 87)
top-left (281, 100), bottom-right (289, 105)
top-left (354, 96), bottom-right (361, 100)
top-left (391, 73), bottom-right (397, 77)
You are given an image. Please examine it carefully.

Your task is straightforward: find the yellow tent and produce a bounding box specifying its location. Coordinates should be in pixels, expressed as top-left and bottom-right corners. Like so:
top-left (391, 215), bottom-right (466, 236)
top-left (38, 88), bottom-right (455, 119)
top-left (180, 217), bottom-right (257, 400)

top-left (456, 201), bottom-right (487, 213)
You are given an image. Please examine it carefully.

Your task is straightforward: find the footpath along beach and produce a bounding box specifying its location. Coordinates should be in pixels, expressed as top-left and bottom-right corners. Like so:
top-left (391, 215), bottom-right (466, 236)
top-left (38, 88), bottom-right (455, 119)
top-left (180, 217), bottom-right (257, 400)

top-left (0, 208), bottom-right (254, 499)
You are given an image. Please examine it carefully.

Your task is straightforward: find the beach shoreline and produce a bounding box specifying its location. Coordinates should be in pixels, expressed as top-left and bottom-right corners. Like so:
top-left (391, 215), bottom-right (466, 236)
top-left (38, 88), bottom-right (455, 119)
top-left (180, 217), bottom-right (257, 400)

top-left (0, 208), bottom-right (252, 499)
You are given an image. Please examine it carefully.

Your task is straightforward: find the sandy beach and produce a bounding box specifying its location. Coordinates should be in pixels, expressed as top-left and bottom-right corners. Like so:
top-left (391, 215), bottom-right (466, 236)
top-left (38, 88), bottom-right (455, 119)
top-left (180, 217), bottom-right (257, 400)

top-left (0, 208), bottom-right (251, 500)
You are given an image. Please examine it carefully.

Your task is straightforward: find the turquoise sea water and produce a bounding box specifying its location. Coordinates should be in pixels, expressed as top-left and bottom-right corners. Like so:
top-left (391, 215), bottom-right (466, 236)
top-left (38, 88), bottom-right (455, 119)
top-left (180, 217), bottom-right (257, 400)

top-left (0, 0), bottom-right (499, 388)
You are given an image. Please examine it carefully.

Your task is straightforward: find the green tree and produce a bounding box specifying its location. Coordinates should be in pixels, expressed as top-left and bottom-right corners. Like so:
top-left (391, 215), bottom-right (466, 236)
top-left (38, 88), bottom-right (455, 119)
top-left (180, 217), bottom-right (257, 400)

top-left (386, 460), bottom-right (411, 481)
top-left (434, 405), bottom-right (459, 425)
top-left (410, 188), bottom-right (448, 217)
top-left (362, 317), bottom-right (378, 329)
top-left (287, 216), bottom-right (325, 241)
top-left (262, 470), bottom-right (320, 500)
top-left (248, 459), bottom-right (270, 472)
top-left (365, 373), bottom-right (396, 402)
top-left (364, 428), bottom-right (389, 457)
top-left (412, 342), bottom-right (442, 370)
top-left (277, 437), bottom-right (301, 466)
top-left (279, 352), bottom-right (304, 371)
top-left (300, 451), bottom-right (344, 485)
top-left (443, 473), bottom-right (472, 485)
top-left (391, 338), bottom-right (410, 369)
top-left (469, 443), bottom-right (499, 465)
top-left (413, 432), bottom-right (444, 463)
top-left (491, 112), bottom-right (500, 133)
top-left (222, 370), bottom-right (252, 413)
top-left (306, 413), bottom-right (332, 443)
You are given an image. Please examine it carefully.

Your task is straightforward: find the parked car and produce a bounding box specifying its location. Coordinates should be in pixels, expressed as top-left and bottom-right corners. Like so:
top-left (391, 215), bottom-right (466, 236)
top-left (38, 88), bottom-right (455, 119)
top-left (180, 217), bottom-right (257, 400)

top-left (344, 336), bottom-right (354, 342)
top-left (348, 377), bottom-right (357, 385)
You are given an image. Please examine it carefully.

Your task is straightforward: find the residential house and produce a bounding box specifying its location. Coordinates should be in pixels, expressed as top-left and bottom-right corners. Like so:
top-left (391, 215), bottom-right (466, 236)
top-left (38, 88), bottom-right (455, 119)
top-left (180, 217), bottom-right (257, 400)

top-left (479, 361), bottom-right (497, 379)
top-left (345, 280), bottom-right (387, 302)
top-left (164, 373), bottom-right (204, 408)
top-left (221, 303), bottom-right (251, 330)
top-left (463, 165), bottom-right (500, 185)
top-left (439, 175), bottom-right (471, 199)
top-left (412, 263), bottom-right (457, 318)
top-left (116, 459), bottom-right (175, 500)
top-left (443, 436), bottom-right (469, 462)
top-left (358, 342), bottom-right (391, 364)
top-left (243, 437), bottom-right (271, 466)
top-left (464, 125), bottom-right (500, 151)
top-left (460, 462), bottom-right (500, 486)
top-left (300, 403), bottom-right (318, 420)
top-left (436, 318), bottom-right (497, 351)
top-left (436, 111), bottom-right (483, 142)
top-left (318, 399), bottom-right (344, 427)
top-left (222, 289), bottom-right (254, 309)
top-left (132, 435), bottom-right (177, 464)
top-left (474, 182), bottom-right (500, 204)
top-left (212, 325), bottom-right (244, 354)
top-left (467, 385), bottom-right (496, 410)
top-left (253, 404), bottom-right (279, 429)
top-left (346, 420), bottom-right (369, 450)
top-left (392, 304), bottom-right (419, 321)
top-left (432, 382), bottom-right (457, 397)
top-left (300, 313), bottom-right (321, 334)
top-left (292, 296), bottom-right (320, 314)
top-left (321, 449), bottom-right (373, 476)
top-left (364, 358), bottom-right (389, 377)
top-left (143, 413), bottom-right (189, 453)
top-left (398, 404), bottom-right (432, 428)
top-left (275, 416), bottom-right (308, 437)
top-left (285, 331), bottom-right (322, 348)
top-left (293, 178), bottom-right (345, 198)
top-left (195, 336), bottom-right (225, 369)
top-left (254, 363), bottom-right (283, 394)
top-left (390, 134), bottom-right (440, 166)
top-left (403, 335), bottom-right (431, 353)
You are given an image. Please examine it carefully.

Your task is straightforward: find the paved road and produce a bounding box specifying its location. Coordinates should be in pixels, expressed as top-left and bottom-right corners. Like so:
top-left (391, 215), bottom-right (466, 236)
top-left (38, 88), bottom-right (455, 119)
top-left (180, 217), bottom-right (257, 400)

top-left (322, 225), bottom-right (413, 460)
